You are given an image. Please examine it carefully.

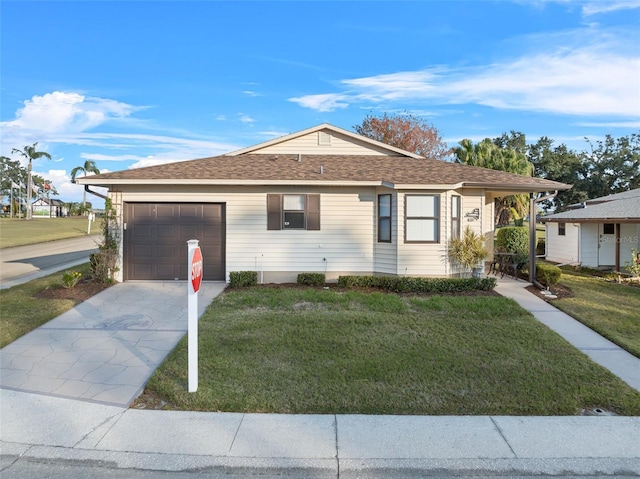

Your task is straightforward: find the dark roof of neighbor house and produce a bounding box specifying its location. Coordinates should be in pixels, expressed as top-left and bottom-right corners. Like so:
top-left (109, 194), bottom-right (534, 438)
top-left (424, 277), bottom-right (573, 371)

top-left (542, 194), bottom-right (640, 223)
top-left (78, 154), bottom-right (570, 194)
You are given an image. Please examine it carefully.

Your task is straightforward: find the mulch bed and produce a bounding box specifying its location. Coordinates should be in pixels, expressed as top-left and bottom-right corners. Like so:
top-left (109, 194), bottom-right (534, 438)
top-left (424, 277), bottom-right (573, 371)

top-left (34, 278), bottom-right (113, 303)
top-left (526, 283), bottom-right (574, 301)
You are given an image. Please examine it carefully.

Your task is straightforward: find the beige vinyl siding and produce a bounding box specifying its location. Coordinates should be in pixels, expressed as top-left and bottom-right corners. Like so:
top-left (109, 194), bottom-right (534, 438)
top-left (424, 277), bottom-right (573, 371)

top-left (254, 131), bottom-right (402, 156)
top-left (396, 191), bottom-right (448, 277)
top-left (117, 186), bottom-right (374, 282)
top-left (545, 222), bottom-right (580, 264)
top-left (374, 190), bottom-right (397, 274)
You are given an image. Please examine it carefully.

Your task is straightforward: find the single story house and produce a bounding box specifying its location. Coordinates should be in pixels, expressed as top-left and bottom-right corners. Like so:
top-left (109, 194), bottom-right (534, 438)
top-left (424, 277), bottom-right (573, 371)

top-left (78, 123), bottom-right (569, 283)
top-left (31, 198), bottom-right (69, 218)
top-left (541, 188), bottom-right (640, 271)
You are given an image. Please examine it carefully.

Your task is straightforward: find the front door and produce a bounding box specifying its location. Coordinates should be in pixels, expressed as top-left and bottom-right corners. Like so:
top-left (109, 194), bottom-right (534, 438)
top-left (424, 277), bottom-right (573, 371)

top-left (598, 223), bottom-right (616, 266)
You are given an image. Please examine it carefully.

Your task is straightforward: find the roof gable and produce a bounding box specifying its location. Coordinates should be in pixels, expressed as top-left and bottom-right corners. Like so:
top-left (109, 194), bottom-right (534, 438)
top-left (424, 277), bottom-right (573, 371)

top-left (226, 123), bottom-right (424, 158)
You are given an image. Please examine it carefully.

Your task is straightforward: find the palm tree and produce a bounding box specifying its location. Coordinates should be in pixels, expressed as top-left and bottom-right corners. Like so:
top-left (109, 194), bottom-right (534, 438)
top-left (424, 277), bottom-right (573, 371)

top-left (71, 160), bottom-right (100, 211)
top-left (453, 139), bottom-right (534, 225)
top-left (11, 143), bottom-right (51, 220)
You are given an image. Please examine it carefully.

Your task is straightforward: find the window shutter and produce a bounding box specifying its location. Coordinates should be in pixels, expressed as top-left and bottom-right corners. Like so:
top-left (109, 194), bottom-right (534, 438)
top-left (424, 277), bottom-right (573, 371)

top-left (267, 194), bottom-right (282, 230)
top-left (306, 194), bottom-right (320, 230)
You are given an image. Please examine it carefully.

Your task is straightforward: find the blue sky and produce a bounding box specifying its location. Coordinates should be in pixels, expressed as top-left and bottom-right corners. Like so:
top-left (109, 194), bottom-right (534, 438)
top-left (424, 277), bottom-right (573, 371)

top-left (1, 0), bottom-right (639, 207)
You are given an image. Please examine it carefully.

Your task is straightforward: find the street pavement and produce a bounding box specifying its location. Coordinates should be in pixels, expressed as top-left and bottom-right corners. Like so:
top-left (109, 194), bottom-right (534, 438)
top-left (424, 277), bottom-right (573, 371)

top-left (0, 235), bottom-right (101, 289)
top-left (1, 277), bottom-right (639, 476)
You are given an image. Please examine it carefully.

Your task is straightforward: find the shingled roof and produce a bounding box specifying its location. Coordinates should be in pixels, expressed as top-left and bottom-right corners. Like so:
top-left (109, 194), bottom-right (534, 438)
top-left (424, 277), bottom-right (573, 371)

top-left (542, 188), bottom-right (640, 223)
top-left (78, 154), bottom-right (570, 194)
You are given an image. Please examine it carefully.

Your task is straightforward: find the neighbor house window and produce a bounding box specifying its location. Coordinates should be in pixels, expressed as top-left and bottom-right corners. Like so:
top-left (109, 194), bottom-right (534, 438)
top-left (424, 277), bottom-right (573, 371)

top-left (378, 194), bottom-right (392, 242)
top-left (267, 194), bottom-right (320, 230)
top-left (405, 194), bottom-right (440, 243)
top-left (558, 222), bottom-right (566, 236)
top-left (451, 195), bottom-right (461, 239)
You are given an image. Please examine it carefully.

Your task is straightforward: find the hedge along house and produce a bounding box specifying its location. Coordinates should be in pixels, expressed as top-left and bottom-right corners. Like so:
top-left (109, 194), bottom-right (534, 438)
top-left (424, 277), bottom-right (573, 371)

top-left (77, 124), bottom-right (570, 283)
top-left (540, 188), bottom-right (640, 272)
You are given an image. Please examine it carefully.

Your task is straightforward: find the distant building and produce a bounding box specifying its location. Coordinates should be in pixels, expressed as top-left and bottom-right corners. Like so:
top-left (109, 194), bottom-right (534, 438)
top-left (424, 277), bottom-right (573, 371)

top-left (541, 188), bottom-right (640, 271)
top-left (31, 198), bottom-right (69, 218)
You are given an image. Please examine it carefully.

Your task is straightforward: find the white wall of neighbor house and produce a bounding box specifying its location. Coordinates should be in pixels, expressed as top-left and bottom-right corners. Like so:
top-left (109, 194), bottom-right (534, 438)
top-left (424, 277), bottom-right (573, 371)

top-left (545, 222), bottom-right (580, 265)
top-left (620, 223), bottom-right (640, 268)
top-left (580, 223), bottom-right (599, 267)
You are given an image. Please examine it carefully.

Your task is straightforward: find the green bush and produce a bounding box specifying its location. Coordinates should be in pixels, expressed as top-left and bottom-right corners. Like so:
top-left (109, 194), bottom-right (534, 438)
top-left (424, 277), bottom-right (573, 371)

top-left (536, 263), bottom-right (562, 287)
top-left (496, 226), bottom-right (529, 266)
top-left (337, 275), bottom-right (497, 293)
top-left (297, 273), bottom-right (326, 286)
top-left (229, 271), bottom-right (258, 288)
top-left (536, 238), bottom-right (546, 256)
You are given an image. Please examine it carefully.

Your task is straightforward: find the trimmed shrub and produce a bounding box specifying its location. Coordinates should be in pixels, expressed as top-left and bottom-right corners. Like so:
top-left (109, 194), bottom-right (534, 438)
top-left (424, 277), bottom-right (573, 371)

top-left (536, 263), bottom-right (562, 287)
top-left (229, 271), bottom-right (258, 288)
top-left (337, 275), bottom-right (497, 293)
top-left (297, 273), bottom-right (326, 286)
top-left (496, 226), bottom-right (529, 267)
top-left (536, 238), bottom-right (546, 256)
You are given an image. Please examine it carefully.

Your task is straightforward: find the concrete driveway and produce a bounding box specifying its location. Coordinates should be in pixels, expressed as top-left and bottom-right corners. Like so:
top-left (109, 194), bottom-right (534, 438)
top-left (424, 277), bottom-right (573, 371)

top-left (0, 281), bottom-right (226, 406)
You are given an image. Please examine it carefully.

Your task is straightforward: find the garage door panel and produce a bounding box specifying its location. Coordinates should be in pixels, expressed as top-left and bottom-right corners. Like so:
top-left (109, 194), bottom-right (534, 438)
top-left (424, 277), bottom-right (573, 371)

top-left (157, 224), bottom-right (176, 237)
top-left (125, 203), bottom-right (225, 281)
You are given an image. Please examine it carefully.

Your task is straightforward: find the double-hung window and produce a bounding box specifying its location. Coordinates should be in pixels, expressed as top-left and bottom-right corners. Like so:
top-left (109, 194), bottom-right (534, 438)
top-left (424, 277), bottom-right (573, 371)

top-left (451, 195), bottom-right (461, 239)
top-left (267, 194), bottom-right (320, 230)
top-left (405, 194), bottom-right (440, 243)
top-left (558, 222), bottom-right (566, 236)
top-left (378, 194), bottom-right (392, 242)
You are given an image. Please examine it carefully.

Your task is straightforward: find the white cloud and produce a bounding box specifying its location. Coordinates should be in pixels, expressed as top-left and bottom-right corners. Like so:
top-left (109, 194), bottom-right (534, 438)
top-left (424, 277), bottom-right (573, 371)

top-left (289, 29), bottom-right (640, 119)
top-left (289, 93), bottom-right (350, 112)
top-left (2, 91), bottom-right (141, 134)
top-left (239, 114), bottom-right (256, 124)
top-left (582, 0), bottom-right (640, 16)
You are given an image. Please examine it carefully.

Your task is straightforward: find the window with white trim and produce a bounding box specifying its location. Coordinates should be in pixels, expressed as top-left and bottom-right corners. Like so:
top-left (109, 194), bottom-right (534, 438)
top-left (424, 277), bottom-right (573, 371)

top-left (405, 194), bottom-right (440, 243)
top-left (451, 195), bottom-right (461, 239)
top-left (378, 194), bottom-right (391, 242)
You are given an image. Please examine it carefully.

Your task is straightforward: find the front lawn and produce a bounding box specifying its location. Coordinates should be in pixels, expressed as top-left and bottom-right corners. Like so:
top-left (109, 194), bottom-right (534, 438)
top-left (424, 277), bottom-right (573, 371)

top-left (0, 217), bottom-right (94, 249)
top-left (139, 287), bottom-right (640, 415)
top-left (553, 271), bottom-right (640, 358)
top-left (0, 263), bottom-right (100, 348)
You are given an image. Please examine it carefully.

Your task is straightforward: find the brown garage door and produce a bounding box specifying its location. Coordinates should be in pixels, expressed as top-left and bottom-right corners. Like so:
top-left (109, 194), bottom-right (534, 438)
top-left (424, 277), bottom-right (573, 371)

top-left (124, 203), bottom-right (225, 281)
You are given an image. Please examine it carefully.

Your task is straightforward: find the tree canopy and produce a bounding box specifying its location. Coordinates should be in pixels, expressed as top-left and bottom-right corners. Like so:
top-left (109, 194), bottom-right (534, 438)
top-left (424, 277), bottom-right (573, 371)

top-left (354, 112), bottom-right (450, 161)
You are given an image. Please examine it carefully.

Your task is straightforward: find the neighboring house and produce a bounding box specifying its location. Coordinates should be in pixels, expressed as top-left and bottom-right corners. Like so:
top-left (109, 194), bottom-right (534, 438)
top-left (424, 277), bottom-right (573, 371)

top-left (78, 123), bottom-right (569, 283)
top-left (31, 198), bottom-right (69, 218)
top-left (541, 188), bottom-right (640, 271)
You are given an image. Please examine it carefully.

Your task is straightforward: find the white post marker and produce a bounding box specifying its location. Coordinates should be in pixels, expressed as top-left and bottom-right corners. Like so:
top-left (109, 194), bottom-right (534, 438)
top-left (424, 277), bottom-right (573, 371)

top-left (87, 212), bottom-right (95, 234)
top-left (187, 239), bottom-right (203, 392)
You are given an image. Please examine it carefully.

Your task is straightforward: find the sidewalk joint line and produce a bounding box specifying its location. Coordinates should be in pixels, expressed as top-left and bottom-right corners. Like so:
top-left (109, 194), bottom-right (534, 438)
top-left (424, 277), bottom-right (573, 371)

top-left (490, 417), bottom-right (517, 458)
top-left (333, 414), bottom-right (339, 479)
top-left (229, 413), bottom-right (244, 454)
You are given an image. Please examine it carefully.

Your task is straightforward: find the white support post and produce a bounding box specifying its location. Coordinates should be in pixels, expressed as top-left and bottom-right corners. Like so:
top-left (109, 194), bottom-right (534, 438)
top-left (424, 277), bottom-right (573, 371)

top-left (187, 239), bottom-right (201, 392)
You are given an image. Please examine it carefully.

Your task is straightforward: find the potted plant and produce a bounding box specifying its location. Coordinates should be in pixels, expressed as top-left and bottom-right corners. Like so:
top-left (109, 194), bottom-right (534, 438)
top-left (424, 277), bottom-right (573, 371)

top-left (448, 226), bottom-right (489, 278)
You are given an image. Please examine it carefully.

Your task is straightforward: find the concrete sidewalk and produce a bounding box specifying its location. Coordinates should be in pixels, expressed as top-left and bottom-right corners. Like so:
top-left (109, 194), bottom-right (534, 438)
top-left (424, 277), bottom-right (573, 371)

top-left (1, 277), bottom-right (639, 476)
top-left (2, 388), bottom-right (639, 476)
top-left (495, 277), bottom-right (640, 392)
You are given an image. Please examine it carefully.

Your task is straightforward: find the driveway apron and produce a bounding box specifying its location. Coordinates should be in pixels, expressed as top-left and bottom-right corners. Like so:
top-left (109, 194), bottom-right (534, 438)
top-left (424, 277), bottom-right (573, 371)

top-left (0, 282), bottom-right (225, 407)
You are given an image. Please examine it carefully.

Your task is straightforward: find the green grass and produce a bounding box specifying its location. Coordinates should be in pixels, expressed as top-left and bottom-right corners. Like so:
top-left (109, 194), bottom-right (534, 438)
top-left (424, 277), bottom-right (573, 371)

top-left (0, 217), bottom-right (94, 249)
top-left (0, 263), bottom-right (92, 348)
top-left (143, 286), bottom-right (640, 415)
top-left (553, 271), bottom-right (640, 358)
